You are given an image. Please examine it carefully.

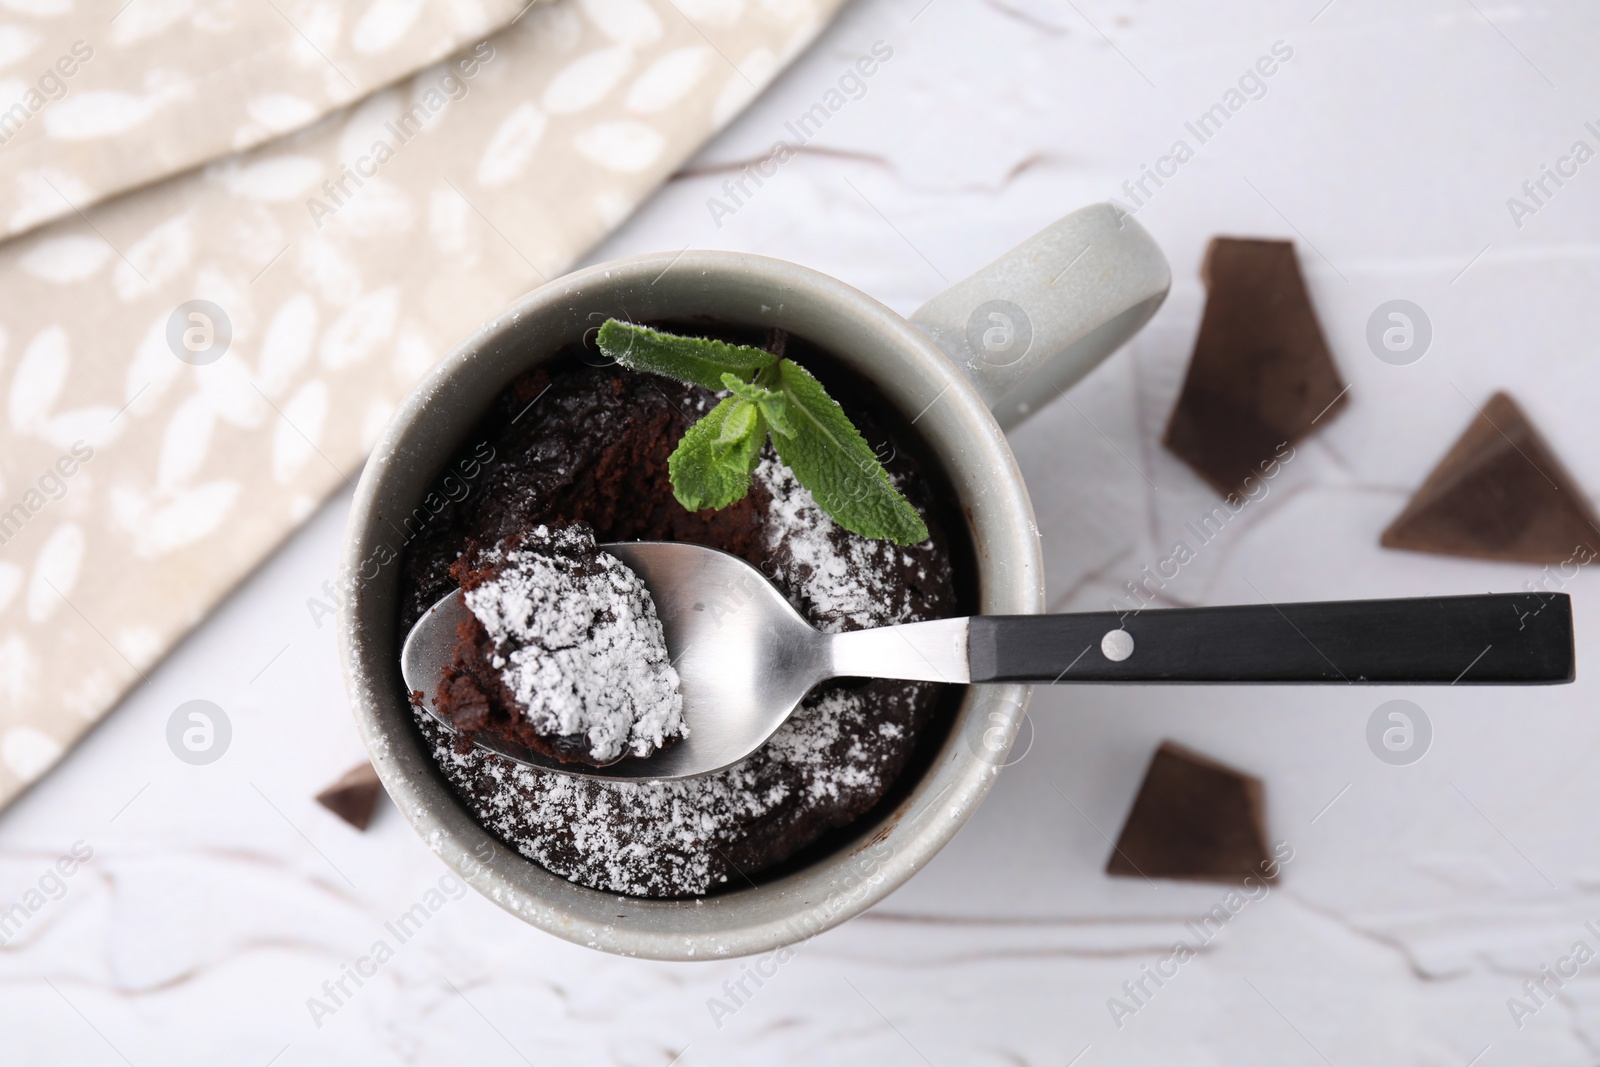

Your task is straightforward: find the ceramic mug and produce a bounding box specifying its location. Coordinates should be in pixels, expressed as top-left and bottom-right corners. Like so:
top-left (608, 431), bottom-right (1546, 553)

top-left (340, 201), bottom-right (1171, 959)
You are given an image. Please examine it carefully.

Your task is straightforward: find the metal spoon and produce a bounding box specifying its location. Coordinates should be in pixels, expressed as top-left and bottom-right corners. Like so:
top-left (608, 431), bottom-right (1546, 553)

top-left (401, 541), bottom-right (1575, 781)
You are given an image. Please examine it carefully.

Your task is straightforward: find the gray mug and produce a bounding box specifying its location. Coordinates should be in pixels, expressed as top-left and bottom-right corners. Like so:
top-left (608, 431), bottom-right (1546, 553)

top-left (340, 202), bottom-right (1170, 959)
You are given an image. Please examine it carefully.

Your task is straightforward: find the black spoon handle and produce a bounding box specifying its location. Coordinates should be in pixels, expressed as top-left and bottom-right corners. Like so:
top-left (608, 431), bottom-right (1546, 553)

top-left (967, 593), bottom-right (1574, 684)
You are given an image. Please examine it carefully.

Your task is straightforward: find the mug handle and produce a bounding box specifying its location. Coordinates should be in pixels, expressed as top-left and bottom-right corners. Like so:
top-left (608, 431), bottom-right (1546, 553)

top-left (909, 202), bottom-right (1171, 431)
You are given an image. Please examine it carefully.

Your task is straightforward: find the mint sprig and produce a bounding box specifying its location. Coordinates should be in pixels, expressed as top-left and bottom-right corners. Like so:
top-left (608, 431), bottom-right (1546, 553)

top-left (594, 319), bottom-right (777, 391)
top-left (666, 394), bottom-right (766, 511)
top-left (596, 319), bottom-right (929, 545)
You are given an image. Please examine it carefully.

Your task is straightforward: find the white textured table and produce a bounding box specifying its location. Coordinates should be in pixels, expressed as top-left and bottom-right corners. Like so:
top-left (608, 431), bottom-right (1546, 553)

top-left (5, 1), bottom-right (1600, 1062)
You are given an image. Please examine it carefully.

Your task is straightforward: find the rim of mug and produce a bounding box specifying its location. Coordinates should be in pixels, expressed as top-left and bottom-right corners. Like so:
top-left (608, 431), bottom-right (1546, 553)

top-left (339, 249), bottom-right (1043, 959)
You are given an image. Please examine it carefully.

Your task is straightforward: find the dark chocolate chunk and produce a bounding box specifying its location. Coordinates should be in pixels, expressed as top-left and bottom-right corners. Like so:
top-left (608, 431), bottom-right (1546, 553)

top-left (1106, 741), bottom-right (1272, 884)
top-left (315, 762), bottom-right (384, 831)
top-left (1163, 237), bottom-right (1347, 495)
top-left (1382, 391), bottom-right (1599, 564)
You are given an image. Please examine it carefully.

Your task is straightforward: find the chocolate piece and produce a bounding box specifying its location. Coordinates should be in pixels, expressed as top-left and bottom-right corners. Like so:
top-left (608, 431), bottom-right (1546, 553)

top-left (1163, 237), bottom-right (1347, 495)
top-left (1382, 391), bottom-right (1599, 563)
top-left (1106, 741), bottom-right (1272, 884)
top-left (315, 762), bottom-right (384, 830)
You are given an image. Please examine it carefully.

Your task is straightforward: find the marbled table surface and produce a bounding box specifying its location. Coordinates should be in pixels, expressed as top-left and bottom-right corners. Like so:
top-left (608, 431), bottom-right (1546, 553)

top-left (6, 0), bottom-right (1600, 1062)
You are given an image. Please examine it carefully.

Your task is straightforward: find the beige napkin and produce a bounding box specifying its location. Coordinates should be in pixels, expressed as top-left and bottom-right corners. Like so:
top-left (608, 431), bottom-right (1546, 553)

top-left (0, 0), bottom-right (847, 805)
top-left (0, 0), bottom-right (537, 242)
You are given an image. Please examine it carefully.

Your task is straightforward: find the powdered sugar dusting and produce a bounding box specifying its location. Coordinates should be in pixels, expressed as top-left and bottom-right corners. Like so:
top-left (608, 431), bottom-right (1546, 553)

top-left (462, 524), bottom-right (684, 764)
top-left (754, 457), bottom-right (926, 633)
top-left (424, 448), bottom-right (953, 898)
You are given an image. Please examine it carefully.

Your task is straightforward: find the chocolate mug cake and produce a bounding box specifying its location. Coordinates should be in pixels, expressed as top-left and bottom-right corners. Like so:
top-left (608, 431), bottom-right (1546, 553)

top-left (398, 327), bottom-right (971, 898)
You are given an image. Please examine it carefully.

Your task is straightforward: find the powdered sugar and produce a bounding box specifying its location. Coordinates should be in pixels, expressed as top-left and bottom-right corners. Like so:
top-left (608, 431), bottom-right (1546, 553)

top-left (754, 457), bottom-right (926, 633)
top-left (462, 524), bottom-right (685, 764)
top-left (424, 446), bottom-right (954, 897)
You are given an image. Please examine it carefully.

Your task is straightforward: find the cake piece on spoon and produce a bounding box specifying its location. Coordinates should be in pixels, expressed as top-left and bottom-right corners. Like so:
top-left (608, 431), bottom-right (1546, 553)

top-left (435, 523), bottom-right (686, 766)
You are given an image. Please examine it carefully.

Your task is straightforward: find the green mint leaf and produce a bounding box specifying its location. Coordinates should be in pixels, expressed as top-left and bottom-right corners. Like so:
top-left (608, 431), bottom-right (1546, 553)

top-left (601, 320), bottom-right (926, 543)
top-left (715, 398), bottom-right (759, 449)
top-left (721, 373), bottom-right (793, 438)
top-left (597, 319), bottom-right (777, 392)
top-left (769, 360), bottom-right (930, 545)
top-left (668, 396), bottom-right (766, 511)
